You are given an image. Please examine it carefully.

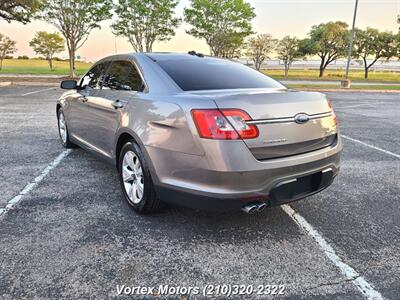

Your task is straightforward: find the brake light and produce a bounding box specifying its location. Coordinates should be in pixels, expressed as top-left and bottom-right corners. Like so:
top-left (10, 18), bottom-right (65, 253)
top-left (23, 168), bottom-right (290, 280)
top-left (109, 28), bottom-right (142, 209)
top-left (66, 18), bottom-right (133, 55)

top-left (220, 109), bottom-right (259, 139)
top-left (327, 100), bottom-right (338, 126)
top-left (191, 109), bottom-right (259, 140)
top-left (332, 114), bottom-right (338, 126)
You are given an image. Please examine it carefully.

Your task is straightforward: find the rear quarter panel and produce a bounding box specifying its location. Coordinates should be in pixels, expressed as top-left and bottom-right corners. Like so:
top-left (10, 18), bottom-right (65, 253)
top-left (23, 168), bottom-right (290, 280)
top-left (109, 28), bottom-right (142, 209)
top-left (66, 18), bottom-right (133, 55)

top-left (116, 93), bottom-right (219, 158)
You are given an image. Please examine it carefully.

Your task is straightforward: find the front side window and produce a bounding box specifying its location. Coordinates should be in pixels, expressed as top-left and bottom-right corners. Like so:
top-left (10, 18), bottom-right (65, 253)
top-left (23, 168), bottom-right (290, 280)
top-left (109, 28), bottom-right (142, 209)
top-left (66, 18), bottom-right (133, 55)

top-left (80, 62), bottom-right (109, 89)
top-left (103, 61), bottom-right (144, 91)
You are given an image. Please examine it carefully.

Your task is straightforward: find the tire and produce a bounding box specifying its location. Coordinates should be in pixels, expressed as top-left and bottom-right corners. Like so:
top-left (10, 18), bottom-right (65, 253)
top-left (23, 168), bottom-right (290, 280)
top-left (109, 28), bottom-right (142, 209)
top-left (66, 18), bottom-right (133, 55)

top-left (118, 141), bottom-right (162, 214)
top-left (57, 108), bottom-right (76, 149)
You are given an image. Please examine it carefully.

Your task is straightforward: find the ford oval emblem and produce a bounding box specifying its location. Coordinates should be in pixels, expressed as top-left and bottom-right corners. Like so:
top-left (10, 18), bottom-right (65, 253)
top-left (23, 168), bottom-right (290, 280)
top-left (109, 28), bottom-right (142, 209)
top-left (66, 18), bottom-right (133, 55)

top-left (294, 113), bottom-right (310, 124)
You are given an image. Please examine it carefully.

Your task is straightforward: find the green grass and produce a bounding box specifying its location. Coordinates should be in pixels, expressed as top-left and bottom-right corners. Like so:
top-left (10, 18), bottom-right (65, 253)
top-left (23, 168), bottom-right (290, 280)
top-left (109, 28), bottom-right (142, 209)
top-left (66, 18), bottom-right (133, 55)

top-left (263, 69), bottom-right (400, 83)
top-left (0, 59), bottom-right (92, 76)
top-left (286, 84), bottom-right (400, 91)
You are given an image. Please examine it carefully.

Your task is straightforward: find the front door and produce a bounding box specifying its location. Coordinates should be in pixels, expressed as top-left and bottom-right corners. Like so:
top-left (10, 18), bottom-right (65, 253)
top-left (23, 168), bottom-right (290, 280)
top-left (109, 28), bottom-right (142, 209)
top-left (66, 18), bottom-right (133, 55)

top-left (65, 88), bottom-right (89, 140)
top-left (85, 60), bottom-right (146, 158)
top-left (69, 61), bottom-right (111, 150)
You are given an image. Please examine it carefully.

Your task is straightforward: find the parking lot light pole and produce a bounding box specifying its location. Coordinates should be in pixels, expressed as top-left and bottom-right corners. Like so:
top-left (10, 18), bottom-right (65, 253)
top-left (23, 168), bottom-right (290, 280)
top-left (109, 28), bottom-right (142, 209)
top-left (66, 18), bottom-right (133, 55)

top-left (343, 0), bottom-right (359, 87)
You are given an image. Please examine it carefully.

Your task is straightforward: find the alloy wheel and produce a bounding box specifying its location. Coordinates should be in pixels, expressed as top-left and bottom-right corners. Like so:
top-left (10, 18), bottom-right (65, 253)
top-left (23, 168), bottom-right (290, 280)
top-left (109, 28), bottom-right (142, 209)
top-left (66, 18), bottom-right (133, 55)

top-left (122, 150), bottom-right (144, 204)
top-left (58, 112), bottom-right (67, 143)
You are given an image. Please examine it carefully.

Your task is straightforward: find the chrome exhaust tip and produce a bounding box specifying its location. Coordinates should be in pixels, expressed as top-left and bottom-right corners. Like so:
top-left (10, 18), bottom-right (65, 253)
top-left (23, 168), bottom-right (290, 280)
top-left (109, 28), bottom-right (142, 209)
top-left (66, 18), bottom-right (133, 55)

top-left (242, 202), bottom-right (268, 214)
top-left (241, 203), bottom-right (259, 214)
top-left (257, 203), bottom-right (267, 212)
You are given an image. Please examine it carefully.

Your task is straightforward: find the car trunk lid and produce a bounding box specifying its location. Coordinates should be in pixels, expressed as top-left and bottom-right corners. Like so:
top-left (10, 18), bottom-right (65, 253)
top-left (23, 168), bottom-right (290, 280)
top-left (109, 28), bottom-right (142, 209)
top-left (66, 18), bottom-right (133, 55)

top-left (208, 89), bottom-right (338, 159)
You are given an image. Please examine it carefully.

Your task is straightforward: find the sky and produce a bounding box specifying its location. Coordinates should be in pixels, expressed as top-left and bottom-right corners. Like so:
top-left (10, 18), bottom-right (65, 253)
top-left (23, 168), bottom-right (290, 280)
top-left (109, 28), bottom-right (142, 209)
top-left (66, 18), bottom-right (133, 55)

top-left (0, 0), bottom-right (399, 62)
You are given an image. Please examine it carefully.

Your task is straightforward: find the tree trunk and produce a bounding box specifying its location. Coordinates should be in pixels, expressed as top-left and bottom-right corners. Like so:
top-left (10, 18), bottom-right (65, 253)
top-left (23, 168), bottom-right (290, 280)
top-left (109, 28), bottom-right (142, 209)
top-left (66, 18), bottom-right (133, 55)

top-left (48, 58), bottom-right (53, 71)
top-left (319, 66), bottom-right (325, 77)
top-left (364, 67), bottom-right (369, 79)
top-left (319, 57), bottom-right (325, 77)
top-left (255, 60), bottom-right (261, 70)
top-left (71, 52), bottom-right (76, 78)
top-left (363, 57), bottom-right (368, 79)
top-left (284, 62), bottom-right (289, 78)
top-left (68, 48), bottom-right (76, 78)
top-left (0, 58), bottom-right (3, 70)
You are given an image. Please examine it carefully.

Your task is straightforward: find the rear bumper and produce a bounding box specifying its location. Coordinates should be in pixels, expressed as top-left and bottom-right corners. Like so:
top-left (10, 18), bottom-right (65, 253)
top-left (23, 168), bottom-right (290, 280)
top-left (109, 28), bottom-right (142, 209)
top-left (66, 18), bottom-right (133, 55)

top-left (148, 135), bottom-right (342, 210)
top-left (155, 166), bottom-right (337, 211)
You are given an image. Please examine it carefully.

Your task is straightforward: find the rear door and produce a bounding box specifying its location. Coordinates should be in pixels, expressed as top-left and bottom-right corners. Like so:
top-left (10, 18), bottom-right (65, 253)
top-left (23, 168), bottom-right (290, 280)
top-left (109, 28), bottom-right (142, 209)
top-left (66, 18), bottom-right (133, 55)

top-left (213, 90), bottom-right (337, 159)
top-left (85, 59), bottom-right (146, 157)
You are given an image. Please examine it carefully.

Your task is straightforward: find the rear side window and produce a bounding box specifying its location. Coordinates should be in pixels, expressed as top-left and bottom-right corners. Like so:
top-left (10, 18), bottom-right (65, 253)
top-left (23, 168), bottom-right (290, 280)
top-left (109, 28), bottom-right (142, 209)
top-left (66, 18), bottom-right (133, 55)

top-left (80, 62), bottom-right (109, 89)
top-left (155, 57), bottom-right (284, 91)
top-left (103, 61), bottom-right (144, 91)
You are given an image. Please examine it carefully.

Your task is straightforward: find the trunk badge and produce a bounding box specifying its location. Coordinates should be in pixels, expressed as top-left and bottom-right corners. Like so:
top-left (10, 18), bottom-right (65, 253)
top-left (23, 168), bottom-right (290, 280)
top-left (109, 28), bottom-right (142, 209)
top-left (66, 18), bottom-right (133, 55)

top-left (294, 113), bottom-right (310, 124)
top-left (263, 138), bottom-right (287, 144)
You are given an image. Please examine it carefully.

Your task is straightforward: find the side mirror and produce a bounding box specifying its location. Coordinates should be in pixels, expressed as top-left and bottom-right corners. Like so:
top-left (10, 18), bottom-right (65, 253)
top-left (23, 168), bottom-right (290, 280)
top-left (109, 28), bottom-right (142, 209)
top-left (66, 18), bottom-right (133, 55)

top-left (60, 80), bottom-right (78, 90)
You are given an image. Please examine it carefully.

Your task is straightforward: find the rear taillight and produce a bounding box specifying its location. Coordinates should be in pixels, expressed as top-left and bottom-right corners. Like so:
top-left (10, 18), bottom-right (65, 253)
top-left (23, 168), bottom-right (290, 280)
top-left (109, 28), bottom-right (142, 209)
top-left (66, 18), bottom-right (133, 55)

top-left (327, 99), bottom-right (338, 126)
top-left (191, 109), bottom-right (259, 140)
top-left (332, 114), bottom-right (338, 126)
top-left (220, 109), bottom-right (259, 139)
top-left (191, 109), bottom-right (239, 139)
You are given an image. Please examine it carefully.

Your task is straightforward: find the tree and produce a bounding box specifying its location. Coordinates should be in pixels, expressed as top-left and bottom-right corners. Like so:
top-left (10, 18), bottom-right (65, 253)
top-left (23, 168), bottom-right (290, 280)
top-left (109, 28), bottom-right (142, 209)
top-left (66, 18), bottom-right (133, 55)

top-left (0, 0), bottom-right (41, 24)
top-left (112, 0), bottom-right (180, 53)
top-left (299, 21), bottom-right (349, 77)
top-left (396, 32), bottom-right (400, 60)
top-left (39, 0), bottom-right (112, 77)
top-left (245, 34), bottom-right (276, 70)
top-left (276, 36), bottom-right (302, 77)
top-left (212, 31), bottom-right (245, 59)
top-left (0, 33), bottom-right (17, 70)
top-left (353, 28), bottom-right (397, 79)
top-left (184, 0), bottom-right (255, 58)
top-left (29, 31), bottom-right (65, 70)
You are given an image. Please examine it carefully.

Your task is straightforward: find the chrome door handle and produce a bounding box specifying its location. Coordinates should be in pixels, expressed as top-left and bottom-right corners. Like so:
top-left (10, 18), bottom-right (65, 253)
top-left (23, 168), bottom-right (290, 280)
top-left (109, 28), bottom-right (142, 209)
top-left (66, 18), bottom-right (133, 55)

top-left (112, 100), bottom-right (125, 109)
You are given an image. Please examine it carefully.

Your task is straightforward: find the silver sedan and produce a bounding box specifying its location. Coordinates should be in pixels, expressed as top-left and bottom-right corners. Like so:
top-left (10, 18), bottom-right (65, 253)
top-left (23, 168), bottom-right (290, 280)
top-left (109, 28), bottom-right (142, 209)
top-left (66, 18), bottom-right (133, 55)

top-left (57, 52), bottom-right (342, 214)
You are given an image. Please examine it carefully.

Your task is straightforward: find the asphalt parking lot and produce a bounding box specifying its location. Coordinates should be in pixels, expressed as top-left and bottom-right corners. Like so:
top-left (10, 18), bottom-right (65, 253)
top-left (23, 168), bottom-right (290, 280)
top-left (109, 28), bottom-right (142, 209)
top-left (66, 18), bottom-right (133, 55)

top-left (0, 85), bottom-right (399, 299)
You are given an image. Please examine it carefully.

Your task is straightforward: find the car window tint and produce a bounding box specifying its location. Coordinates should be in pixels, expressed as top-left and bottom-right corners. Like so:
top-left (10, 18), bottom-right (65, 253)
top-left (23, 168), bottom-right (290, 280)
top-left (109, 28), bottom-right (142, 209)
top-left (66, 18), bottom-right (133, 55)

top-left (103, 61), bottom-right (144, 91)
top-left (80, 62), bottom-right (109, 89)
top-left (155, 57), bottom-right (285, 91)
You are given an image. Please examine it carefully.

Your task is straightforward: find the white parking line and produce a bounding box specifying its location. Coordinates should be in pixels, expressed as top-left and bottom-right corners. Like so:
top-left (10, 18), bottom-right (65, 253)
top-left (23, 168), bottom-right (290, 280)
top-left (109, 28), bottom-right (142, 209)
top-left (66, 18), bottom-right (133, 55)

top-left (334, 103), bottom-right (374, 110)
top-left (281, 204), bottom-right (383, 300)
top-left (21, 87), bottom-right (55, 96)
top-left (342, 134), bottom-right (400, 159)
top-left (0, 149), bottom-right (72, 218)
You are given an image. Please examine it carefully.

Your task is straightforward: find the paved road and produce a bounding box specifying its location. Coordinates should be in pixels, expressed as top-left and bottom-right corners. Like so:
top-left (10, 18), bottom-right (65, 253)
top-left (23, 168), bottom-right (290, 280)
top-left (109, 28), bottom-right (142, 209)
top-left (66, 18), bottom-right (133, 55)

top-left (0, 86), bottom-right (398, 299)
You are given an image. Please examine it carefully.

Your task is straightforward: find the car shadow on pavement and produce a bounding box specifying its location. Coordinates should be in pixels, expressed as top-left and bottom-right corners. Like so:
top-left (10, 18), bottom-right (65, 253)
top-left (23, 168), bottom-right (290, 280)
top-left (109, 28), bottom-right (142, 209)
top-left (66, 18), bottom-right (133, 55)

top-left (59, 149), bottom-right (302, 246)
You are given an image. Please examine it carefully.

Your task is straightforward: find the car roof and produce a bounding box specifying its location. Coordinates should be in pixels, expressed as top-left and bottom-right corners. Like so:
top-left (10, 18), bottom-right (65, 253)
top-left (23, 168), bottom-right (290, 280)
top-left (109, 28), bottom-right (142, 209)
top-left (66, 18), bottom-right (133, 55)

top-left (94, 52), bottom-right (217, 66)
top-left (144, 52), bottom-right (209, 61)
top-left (91, 52), bottom-right (242, 94)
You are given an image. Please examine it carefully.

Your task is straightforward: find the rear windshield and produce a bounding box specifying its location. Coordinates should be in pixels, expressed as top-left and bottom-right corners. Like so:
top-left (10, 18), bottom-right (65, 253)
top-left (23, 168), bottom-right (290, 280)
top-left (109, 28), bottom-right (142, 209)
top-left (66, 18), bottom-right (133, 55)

top-left (154, 57), bottom-right (285, 91)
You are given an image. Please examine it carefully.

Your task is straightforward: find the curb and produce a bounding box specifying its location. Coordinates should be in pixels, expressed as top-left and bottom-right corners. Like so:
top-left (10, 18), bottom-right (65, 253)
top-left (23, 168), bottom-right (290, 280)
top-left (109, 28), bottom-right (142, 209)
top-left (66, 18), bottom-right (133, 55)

top-left (0, 81), bottom-right (59, 87)
top-left (13, 81), bottom-right (60, 86)
top-left (296, 88), bottom-right (400, 94)
top-left (281, 79), bottom-right (400, 85)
